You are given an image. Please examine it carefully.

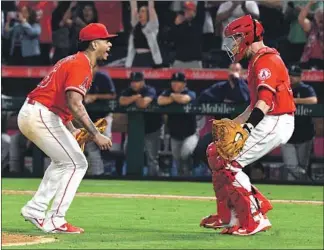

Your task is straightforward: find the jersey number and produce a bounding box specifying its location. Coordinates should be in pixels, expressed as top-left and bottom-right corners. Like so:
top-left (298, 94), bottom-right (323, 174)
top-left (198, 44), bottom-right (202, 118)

top-left (37, 55), bottom-right (75, 88)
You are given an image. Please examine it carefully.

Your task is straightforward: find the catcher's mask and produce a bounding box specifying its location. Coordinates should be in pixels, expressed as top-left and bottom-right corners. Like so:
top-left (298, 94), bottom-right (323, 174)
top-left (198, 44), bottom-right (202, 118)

top-left (223, 15), bottom-right (264, 63)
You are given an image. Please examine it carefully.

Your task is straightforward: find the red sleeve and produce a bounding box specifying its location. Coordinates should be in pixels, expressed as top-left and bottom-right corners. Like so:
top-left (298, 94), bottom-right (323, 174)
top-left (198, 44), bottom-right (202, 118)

top-left (258, 88), bottom-right (274, 110)
top-left (254, 55), bottom-right (278, 94)
top-left (64, 62), bottom-right (91, 97)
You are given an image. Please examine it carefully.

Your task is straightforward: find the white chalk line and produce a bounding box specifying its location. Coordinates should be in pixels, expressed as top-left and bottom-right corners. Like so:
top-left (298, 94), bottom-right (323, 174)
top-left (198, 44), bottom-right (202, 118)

top-left (2, 190), bottom-right (323, 205)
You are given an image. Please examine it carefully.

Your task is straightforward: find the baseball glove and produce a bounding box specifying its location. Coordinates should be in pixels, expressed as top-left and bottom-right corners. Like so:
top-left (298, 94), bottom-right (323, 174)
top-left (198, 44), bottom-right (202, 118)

top-left (75, 118), bottom-right (108, 152)
top-left (211, 119), bottom-right (249, 160)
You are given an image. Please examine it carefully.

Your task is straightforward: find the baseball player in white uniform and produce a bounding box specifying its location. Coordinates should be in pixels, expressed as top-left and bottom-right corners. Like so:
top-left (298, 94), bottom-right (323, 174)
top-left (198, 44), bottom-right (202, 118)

top-left (19, 23), bottom-right (116, 234)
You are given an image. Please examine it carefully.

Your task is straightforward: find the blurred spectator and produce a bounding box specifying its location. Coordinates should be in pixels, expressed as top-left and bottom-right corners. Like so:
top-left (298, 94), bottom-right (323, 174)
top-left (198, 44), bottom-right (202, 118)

top-left (197, 62), bottom-right (249, 104)
top-left (30, 1), bottom-right (57, 66)
top-left (257, 1), bottom-right (287, 48)
top-left (8, 133), bottom-right (32, 173)
top-left (70, 2), bottom-right (98, 54)
top-left (126, 0), bottom-right (162, 68)
top-left (119, 72), bottom-right (162, 176)
top-left (203, 2), bottom-right (215, 37)
top-left (281, 64), bottom-right (317, 180)
top-left (1, 133), bottom-right (10, 171)
top-left (1, 93), bottom-right (12, 171)
top-left (157, 72), bottom-right (198, 176)
top-left (298, 1), bottom-right (324, 69)
top-left (3, 5), bottom-right (41, 65)
top-left (203, 1), bottom-right (224, 51)
top-left (282, 0), bottom-right (323, 65)
top-left (84, 67), bottom-right (117, 176)
top-left (51, 1), bottom-right (76, 64)
top-left (245, 161), bottom-right (266, 180)
top-left (2, 90), bottom-right (32, 173)
top-left (216, 1), bottom-right (259, 68)
top-left (194, 62), bottom-right (250, 167)
top-left (171, 1), bottom-right (205, 68)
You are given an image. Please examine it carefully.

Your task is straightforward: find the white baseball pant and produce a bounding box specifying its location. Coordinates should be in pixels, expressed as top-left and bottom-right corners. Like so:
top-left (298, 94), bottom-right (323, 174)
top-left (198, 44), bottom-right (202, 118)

top-left (229, 114), bottom-right (294, 219)
top-left (18, 99), bottom-right (88, 232)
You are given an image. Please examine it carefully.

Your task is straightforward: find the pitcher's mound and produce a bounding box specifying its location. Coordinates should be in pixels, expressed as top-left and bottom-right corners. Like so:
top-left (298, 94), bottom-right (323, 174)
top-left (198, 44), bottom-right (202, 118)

top-left (2, 232), bottom-right (56, 247)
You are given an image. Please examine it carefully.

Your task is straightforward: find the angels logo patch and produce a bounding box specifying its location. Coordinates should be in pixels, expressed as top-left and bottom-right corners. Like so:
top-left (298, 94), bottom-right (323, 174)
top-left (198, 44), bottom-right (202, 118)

top-left (258, 68), bottom-right (271, 80)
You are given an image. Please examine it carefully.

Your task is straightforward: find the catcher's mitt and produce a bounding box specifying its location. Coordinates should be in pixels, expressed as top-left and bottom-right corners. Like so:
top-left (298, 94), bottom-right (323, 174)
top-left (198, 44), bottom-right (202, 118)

top-left (211, 119), bottom-right (249, 160)
top-left (75, 118), bottom-right (108, 151)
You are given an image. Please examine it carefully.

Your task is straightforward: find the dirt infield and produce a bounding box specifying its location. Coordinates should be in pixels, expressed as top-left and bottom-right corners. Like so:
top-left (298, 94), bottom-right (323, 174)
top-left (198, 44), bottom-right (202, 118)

top-left (2, 190), bottom-right (323, 205)
top-left (1, 232), bottom-right (56, 247)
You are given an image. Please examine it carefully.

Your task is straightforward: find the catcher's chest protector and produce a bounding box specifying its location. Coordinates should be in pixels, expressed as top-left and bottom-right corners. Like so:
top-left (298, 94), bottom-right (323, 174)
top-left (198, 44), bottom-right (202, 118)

top-left (247, 47), bottom-right (296, 115)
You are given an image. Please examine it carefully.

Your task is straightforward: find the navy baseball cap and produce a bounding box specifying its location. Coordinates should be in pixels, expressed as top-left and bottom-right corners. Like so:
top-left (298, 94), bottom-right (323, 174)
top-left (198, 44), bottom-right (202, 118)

top-left (171, 72), bottom-right (186, 82)
top-left (288, 64), bottom-right (302, 77)
top-left (130, 72), bottom-right (144, 81)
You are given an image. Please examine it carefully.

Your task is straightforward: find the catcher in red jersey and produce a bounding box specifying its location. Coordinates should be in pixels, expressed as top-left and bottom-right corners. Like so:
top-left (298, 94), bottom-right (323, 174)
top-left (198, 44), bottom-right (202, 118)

top-left (19, 23), bottom-right (116, 234)
top-left (200, 15), bottom-right (296, 236)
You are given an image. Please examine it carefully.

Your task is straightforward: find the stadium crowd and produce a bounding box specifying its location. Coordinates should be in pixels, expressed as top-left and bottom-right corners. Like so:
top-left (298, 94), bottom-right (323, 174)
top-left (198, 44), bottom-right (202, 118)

top-left (1, 0), bottom-right (323, 69)
top-left (1, 1), bottom-right (323, 182)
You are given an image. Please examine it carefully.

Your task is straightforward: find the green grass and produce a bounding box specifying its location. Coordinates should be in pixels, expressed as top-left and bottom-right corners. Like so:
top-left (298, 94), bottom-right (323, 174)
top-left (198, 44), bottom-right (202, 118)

top-left (2, 178), bottom-right (323, 201)
top-left (1, 178), bottom-right (324, 249)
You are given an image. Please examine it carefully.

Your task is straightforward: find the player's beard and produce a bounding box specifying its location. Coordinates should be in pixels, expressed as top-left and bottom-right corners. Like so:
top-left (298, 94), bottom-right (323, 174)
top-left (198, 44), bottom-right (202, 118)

top-left (96, 59), bottom-right (107, 67)
top-left (96, 51), bottom-right (109, 66)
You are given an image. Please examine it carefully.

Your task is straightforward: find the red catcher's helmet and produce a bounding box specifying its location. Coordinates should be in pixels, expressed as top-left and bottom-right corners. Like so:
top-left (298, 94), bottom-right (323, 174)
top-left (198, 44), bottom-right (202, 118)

top-left (223, 15), bottom-right (264, 63)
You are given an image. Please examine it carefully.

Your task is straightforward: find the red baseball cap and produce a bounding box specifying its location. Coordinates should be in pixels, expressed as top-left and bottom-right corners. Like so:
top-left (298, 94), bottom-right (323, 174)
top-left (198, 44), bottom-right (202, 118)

top-left (79, 23), bottom-right (117, 42)
top-left (184, 1), bottom-right (196, 11)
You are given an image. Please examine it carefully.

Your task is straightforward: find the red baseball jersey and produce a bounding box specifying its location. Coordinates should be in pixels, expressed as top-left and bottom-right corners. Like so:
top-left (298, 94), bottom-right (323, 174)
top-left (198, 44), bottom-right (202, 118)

top-left (28, 52), bottom-right (93, 124)
top-left (247, 47), bottom-right (296, 115)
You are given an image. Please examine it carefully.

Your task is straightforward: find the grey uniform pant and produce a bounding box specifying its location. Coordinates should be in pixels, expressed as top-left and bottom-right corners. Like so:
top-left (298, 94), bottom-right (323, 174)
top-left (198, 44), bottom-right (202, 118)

top-left (85, 114), bottom-right (113, 176)
top-left (144, 130), bottom-right (161, 176)
top-left (85, 141), bottom-right (105, 176)
top-left (9, 132), bottom-right (30, 173)
top-left (171, 133), bottom-right (199, 176)
top-left (1, 133), bottom-right (11, 170)
top-left (281, 139), bottom-right (314, 179)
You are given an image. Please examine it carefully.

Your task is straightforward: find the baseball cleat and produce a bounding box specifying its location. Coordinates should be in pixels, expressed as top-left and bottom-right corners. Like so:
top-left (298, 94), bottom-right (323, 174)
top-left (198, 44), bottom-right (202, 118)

top-left (21, 207), bottom-right (45, 231)
top-left (50, 223), bottom-right (84, 234)
top-left (220, 225), bottom-right (240, 234)
top-left (22, 215), bottom-right (45, 231)
top-left (200, 214), bottom-right (230, 229)
top-left (229, 216), bottom-right (272, 236)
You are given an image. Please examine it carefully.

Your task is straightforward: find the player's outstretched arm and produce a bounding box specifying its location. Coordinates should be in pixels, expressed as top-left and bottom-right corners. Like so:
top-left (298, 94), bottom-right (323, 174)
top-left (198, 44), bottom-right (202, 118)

top-left (233, 105), bottom-right (252, 124)
top-left (66, 90), bottom-right (112, 150)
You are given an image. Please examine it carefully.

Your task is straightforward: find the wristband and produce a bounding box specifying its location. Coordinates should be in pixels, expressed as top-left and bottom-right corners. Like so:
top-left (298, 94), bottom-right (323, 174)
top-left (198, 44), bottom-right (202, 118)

top-left (245, 107), bottom-right (265, 130)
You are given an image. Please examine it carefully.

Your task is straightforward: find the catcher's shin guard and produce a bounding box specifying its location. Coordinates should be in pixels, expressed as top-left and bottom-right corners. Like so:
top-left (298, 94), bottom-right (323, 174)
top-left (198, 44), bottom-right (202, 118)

top-left (251, 185), bottom-right (273, 215)
top-left (227, 184), bottom-right (260, 232)
top-left (225, 161), bottom-right (269, 232)
top-left (200, 170), bottom-right (232, 228)
top-left (200, 143), bottom-right (232, 228)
